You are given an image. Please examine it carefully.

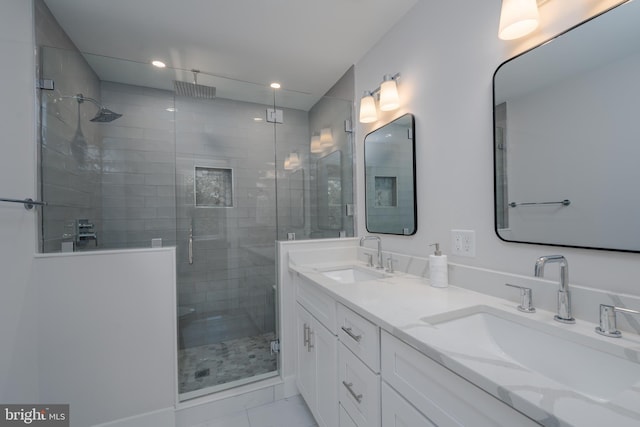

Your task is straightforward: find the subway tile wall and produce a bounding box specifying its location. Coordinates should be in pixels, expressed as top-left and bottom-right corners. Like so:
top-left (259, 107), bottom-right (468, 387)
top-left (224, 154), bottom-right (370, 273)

top-left (100, 82), bottom-right (177, 249)
top-left (40, 46), bottom-right (103, 253)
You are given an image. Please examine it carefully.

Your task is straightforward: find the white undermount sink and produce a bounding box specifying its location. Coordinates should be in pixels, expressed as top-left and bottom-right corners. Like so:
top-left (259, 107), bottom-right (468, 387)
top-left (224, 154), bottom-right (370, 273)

top-left (320, 266), bottom-right (387, 284)
top-left (421, 305), bottom-right (640, 402)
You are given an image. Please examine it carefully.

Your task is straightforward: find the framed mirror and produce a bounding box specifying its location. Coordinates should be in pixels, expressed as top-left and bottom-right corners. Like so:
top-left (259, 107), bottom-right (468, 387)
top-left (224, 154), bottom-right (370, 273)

top-left (493, 0), bottom-right (640, 253)
top-left (317, 150), bottom-right (343, 230)
top-left (364, 113), bottom-right (416, 235)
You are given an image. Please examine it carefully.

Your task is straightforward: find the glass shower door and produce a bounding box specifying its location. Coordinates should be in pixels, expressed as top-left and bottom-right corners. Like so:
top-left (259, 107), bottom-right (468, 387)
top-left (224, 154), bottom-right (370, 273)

top-left (174, 92), bottom-right (280, 400)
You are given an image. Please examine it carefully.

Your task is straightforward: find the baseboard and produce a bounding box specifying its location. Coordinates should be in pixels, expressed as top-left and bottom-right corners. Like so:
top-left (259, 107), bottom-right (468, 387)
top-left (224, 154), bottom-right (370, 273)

top-left (92, 407), bottom-right (174, 427)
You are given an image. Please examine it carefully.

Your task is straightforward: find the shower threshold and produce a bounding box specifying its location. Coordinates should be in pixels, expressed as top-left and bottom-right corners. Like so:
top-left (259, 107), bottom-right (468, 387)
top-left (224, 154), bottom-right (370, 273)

top-left (179, 370), bottom-right (279, 402)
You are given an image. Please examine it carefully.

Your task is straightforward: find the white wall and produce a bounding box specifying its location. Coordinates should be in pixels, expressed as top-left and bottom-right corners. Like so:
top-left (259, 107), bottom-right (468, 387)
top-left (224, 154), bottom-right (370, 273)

top-left (0, 0), bottom-right (39, 402)
top-left (355, 0), bottom-right (640, 297)
top-left (34, 249), bottom-right (176, 427)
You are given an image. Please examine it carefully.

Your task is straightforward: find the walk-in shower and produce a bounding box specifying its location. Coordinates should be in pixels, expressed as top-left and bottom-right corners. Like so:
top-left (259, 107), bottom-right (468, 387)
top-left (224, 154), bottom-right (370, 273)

top-left (38, 44), bottom-right (354, 401)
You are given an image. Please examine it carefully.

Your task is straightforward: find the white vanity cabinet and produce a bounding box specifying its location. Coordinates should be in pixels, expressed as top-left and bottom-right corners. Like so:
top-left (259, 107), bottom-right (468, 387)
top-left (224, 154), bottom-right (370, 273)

top-left (293, 268), bottom-right (542, 427)
top-left (294, 275), bottom-right (338, 427)
top-left (381, 331), bottom-right (541, 427)
top-left (336, 303), bottom-right (381, 427)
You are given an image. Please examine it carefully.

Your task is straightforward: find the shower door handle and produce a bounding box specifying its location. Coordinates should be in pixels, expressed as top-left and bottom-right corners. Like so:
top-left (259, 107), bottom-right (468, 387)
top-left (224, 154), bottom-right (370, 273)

top-left (188, 227), bottom-right (193, 265)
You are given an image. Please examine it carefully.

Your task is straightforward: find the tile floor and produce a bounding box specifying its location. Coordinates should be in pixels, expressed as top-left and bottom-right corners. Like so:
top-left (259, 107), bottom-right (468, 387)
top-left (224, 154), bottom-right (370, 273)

top-left (189, 395), bottom-right (317, 427)
top-left (179, 332), bottom-right (278, 393)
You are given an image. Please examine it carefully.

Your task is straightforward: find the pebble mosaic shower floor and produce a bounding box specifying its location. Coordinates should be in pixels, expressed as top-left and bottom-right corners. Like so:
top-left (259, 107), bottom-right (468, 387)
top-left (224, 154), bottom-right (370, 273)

top-left (178, 332), bottom-right (278, 394)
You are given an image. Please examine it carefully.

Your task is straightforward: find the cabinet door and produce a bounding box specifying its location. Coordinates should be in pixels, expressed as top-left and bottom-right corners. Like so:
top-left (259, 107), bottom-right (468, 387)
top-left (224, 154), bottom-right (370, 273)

top-left (382, 382), bottom-right (437, 427)
top-left (381, 331), bottom-right (540, 427)
top-left (296, 274), bottom-right (337, 332)
top-left (296, 303), bottom-right (316, 409)
top-left (314, 318), bottom-right (338, 427)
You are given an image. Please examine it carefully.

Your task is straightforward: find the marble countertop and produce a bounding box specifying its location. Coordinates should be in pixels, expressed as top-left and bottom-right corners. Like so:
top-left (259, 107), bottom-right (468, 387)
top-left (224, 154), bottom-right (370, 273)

top-left (288, 256), bottom-right (640, 427)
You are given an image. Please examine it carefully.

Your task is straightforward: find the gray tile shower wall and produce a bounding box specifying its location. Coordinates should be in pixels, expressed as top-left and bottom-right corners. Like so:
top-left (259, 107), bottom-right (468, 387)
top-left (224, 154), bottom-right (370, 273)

top-left (40, 47), bottom-right (103, 253)
top-left (100, 82), bottom-right (177, 249)
top-left (36, 0), bottom-right (104, 253)
top-left (308, 68), bottom-right (355, 239)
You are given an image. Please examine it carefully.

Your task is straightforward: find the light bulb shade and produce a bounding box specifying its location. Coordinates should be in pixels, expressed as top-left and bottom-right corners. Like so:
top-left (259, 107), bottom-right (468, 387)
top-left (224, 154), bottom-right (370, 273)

top-left (320, 128), bottom-right (333, 147)
top-left (379, 78), bottom-right (400, 111)
top-left (289, 152), bottom-right (300, 168)
top-left (359, 93), bottom-right (378, 123)
top-left (498, 0), bottom-right (539, 40)
top-left (310, 135), bottom-right (322, 153)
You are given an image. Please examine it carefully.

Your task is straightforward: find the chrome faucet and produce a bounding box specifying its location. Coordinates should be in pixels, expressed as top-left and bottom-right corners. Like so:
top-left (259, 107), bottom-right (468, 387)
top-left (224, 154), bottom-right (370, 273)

top-left (534, 255), bottom-right (575, 324)
top-left (360, 236), bottom-right (383, 269)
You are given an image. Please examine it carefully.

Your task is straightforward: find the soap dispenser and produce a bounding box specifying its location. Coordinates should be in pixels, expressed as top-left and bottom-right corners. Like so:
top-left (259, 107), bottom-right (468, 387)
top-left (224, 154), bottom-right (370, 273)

top-left (429, 243), bottom-right (448, 288)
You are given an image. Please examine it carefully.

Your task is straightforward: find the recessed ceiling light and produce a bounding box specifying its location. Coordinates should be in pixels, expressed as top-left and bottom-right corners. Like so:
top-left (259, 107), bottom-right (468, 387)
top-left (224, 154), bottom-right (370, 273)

top-left (166, 107), bottom-right (176, 112)
top-left (152, 60), bottom-right (166, 68)
top-left (254, 117), bottom-right (263, 121)
top-left (270, 83), bottom-right (281, 89)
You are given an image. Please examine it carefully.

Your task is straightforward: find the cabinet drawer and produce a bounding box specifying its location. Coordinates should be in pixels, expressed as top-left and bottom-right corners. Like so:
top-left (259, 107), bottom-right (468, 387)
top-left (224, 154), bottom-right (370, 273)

top-left (338, 343), bottom-right (381, 427)
top-left (381, 331), bottom-right (540, 427)
top-left (296, 274), bottom-right (337, 333)
top-left (382, 381), bottom-right (437, 427)
top-left (337, 303), bottom-right (380, 372)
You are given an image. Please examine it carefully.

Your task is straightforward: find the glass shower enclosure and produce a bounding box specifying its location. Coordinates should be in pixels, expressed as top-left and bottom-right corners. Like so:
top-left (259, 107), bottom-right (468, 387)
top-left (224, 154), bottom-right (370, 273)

top-left (38, 46), bottom-right (354, 400)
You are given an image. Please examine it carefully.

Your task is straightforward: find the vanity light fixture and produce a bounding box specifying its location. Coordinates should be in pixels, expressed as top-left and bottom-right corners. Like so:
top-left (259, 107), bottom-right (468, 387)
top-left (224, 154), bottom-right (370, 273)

top-left (284, 152), bottom-right (300, 170)
top-left (151, 60), bottom-right (166, 68)
top-left (320, 127), bottom-right (333, 147)
top-left (359, 92), bottom-right (378, 123)
top-left (379, 74), bottom-right (400, 111)
top-left (498, 0), bottom-right (540, 40)
top-left (310, 134), bottom-right (323, 153)
top-left (359, 73), bottom-right (401, 123)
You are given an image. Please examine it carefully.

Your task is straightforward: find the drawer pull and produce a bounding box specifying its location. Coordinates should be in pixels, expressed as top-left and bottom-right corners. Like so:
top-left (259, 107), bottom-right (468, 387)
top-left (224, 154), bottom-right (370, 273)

top-left (341, 326), bottom-right (362, 342)
top-left (303, 323), bottom-right (309, 347)
top-left (342, 381), bottom-right (363, 403)
top-left (307, 329), bottom-right (314, 352)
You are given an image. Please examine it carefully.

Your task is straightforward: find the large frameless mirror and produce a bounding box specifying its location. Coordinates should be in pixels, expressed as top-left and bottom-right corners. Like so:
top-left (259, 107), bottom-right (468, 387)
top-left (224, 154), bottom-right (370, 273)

top-left (364, 113), bottom-right (416, 235)
top-left (493, 0), bottom-right (640, 252)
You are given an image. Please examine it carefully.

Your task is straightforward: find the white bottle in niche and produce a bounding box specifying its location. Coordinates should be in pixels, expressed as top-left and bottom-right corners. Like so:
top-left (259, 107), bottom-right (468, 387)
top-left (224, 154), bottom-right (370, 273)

top-left (429, 243), bottom-right (449, 288)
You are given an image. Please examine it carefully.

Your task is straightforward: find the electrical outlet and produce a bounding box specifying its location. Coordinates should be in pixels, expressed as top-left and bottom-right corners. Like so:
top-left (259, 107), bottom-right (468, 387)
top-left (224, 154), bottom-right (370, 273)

top-left (451, 229), bottom-right (476, 257)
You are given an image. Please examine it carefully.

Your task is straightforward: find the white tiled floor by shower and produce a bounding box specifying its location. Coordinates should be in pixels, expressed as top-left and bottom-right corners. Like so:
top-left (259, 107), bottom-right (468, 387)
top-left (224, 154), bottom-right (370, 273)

top-left (189, 395), bottom-right (317, 427)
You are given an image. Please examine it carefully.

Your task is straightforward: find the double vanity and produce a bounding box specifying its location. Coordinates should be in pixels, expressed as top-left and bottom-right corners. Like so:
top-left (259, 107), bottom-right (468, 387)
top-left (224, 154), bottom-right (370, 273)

top-left (283, 240), bottom-right (640, 427)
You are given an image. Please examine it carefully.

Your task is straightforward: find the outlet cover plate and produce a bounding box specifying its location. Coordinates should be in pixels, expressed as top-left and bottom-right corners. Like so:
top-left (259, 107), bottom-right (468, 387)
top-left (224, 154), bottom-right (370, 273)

top-left (451, 229), bottom-right (476, 257)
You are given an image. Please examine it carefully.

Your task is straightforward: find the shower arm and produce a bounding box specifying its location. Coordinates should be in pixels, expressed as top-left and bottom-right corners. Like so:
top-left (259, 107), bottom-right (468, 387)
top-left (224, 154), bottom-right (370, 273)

top-left (58, 94), bottom-right (104, 109)
top-left (74, 94), bottom-right (101, 108)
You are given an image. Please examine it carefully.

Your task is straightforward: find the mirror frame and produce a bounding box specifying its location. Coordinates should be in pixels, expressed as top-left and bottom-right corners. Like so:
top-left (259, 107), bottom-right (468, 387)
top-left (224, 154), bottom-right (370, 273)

top-left (364, 113), bottom-right (417, 236)
top-left (492, 0), bottom-right (638, 253)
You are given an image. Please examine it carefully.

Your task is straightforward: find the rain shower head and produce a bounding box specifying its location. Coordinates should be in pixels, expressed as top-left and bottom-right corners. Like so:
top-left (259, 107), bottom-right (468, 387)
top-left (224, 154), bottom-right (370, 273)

top-left (90, 107), bottom-right (123, 123)
top-left (74, 94), bottom-right (123, 123)
top-left (174, 70), bottom-right (216, 99)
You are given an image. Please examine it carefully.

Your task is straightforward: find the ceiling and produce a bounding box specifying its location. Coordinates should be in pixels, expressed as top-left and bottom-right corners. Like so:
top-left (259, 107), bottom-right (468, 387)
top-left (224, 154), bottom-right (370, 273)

top-left (43, 0), bottom-right (418, 110)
